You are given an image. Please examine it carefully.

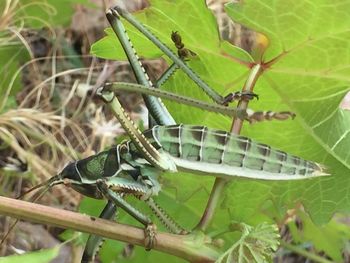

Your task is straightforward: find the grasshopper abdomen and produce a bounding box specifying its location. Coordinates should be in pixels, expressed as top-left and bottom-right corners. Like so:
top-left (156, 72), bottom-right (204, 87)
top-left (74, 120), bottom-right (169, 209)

top-left (144, 124), bottom-right (327, 180)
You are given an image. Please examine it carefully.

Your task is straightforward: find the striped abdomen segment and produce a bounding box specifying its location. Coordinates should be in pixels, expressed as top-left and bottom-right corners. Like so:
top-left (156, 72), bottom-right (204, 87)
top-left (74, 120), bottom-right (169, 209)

top-left (143, 125), bottom-right (327, 180)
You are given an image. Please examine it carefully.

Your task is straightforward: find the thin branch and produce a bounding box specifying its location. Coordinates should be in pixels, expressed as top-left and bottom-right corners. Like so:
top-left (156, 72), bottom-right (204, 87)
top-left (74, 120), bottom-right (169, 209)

top-left (196, 64), bottom-right (263, 231)
top-left (194, 176), bottom-right (228, 231)
top-left (0, 196), bottom-right (219, 263)
top-left (230, 64), bottom-right (263, 133)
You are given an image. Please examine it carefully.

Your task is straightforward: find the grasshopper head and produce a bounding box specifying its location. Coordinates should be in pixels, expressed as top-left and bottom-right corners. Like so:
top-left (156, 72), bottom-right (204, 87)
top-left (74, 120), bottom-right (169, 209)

top-left (59, 161), bottom-right (104, 199)
top-left (59, 162), bottom-right (82, 183)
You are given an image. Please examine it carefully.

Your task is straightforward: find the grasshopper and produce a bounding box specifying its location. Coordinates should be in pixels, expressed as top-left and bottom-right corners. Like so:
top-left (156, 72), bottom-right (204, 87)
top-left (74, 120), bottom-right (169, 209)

top-left (2, 5), bottom-right (328, 262)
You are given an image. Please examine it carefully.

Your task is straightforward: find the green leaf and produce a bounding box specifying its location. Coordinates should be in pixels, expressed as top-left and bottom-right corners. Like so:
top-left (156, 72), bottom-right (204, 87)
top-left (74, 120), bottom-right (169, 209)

top-left (100, 243), bottom-right (186, 263)
top-left (223, 0), bottom-right (350, 224)
top-left (91, 0), bottom-right (350, 250)
top-left (0, 45), bottom-right (28, 110)
top-left (7, 0), bottom-right (92, 28)
top-left (216, 222), bottom-right (280, 263)
top-left (91, 0), bottom-right (251, 62)
top-left (0, 247), bottom-right (59, 263)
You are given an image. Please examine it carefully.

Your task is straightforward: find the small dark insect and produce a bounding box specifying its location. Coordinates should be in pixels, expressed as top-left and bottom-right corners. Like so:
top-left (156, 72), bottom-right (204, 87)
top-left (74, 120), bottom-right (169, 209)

top-left (171, 31), bottom-right (197, 60)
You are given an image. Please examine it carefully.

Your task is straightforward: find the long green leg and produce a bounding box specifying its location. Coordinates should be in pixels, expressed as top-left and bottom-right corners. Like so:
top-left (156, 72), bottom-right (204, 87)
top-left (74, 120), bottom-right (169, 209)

top-left (110, 6), bottom-right (239, 105)
top-left (97, 171), bottom-right (186, 235)
top-left (106, 7), bottom-right (258, 127)
top-left (104, 82), bottom-right (245, 118)
top-left (157, 32), bottom-right (256, 105)
top-left (82, 201), bottom-right (117, 263)
top-left (145, 198), bottom-right (187, 235)
top-left (97, 184), bottom-right (151, 226)
top-left (155, 31), bottom-right (197, 87)
top-left (104, 82), bottom-right (296, 123)
top-left (138, 167), bottom-right (188, 235)
top-left (106, 9), bottom-right (175, 126)
top-left (155, 63), bottom-right (179, 88)
top-left (171, 30), bottom-right (258, 104)
top-left (153, 32), bottom-right (196, 125)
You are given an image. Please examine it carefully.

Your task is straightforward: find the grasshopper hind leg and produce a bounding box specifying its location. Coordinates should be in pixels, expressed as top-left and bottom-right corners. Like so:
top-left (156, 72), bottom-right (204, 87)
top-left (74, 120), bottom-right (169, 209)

top-left (246, 109), bottom-right (296, 123)
top-left (145, 197), bottom-right (188, 235)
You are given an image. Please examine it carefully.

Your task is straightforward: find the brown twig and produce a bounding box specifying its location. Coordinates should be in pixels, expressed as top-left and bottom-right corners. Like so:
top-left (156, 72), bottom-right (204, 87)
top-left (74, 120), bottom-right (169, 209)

top-left (0, 196), bottom-right (219, 263)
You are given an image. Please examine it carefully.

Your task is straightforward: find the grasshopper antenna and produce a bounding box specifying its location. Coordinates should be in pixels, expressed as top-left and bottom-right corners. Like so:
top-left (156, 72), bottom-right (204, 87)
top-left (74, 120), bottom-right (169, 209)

top-left (0, 175), bottom-right (63, 246)
top-left (17, 175), bottom-right (61, 199)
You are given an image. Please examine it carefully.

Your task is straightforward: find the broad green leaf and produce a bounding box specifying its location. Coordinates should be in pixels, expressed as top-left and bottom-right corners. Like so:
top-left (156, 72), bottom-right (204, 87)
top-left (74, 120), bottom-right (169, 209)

top-left (0, 45), bottom-right (28, 111)
top-left (9, 0), bottom-right (92, 28)
top-left (0, 247), bottom-right (59, 263)
top-left (223, 0), bottom-right (350, 224)
top-left (91, 1), bottom-right (350, 261)
top-left (215, 222), bottom-right (280, 263)
top-left (91, 0), bottom-right (252, 62)
top-left (288, 212), bottom-right (350, 262)
top-left (91, 0), bottom-right (252, 239)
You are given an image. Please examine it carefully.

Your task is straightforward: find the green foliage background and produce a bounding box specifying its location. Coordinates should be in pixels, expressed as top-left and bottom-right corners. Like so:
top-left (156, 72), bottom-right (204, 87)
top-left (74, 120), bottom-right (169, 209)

top-left (91, 0), bottom-right (350, 261)
top-left (92, 0), bottom-right (350, 226)
top-left (2, 0), bottom-right (350, 262)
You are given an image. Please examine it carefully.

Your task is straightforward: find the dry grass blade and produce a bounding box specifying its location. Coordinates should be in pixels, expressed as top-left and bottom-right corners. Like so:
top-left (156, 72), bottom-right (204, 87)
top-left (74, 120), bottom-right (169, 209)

top-left (0, 108), bottom-right (88, 180)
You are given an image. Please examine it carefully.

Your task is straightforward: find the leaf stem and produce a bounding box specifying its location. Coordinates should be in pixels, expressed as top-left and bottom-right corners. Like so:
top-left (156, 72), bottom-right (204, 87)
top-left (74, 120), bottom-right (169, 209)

top-left (196, 63), bottom-right (263, 231)
top-left (230, 64), bottom-right (263, 133)
top-left (0, 196), bottom-right (219, 263)
top-left (194, 178), bottom-right (228, 231)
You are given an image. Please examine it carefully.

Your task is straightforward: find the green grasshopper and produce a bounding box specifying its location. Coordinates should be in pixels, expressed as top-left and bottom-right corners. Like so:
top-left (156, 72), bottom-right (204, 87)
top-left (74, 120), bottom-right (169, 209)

top-left (4, 5), bottom-right (328, 262)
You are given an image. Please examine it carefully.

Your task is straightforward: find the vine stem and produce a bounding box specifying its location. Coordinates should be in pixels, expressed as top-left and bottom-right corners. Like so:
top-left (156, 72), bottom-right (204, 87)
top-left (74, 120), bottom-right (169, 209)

top-left (0, 196), bottom-right (219, 263)
top-left (195, 63), bottom-right (263, 231)
top-left (280, 241), bottom-right (334, 263)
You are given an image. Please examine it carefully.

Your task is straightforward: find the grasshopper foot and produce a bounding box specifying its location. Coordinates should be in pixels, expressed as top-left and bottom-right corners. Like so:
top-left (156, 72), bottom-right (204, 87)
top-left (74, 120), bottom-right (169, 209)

top-left (144, 223), bottom-right (157, 251)
top-left (246, 110), bottom-right (296, 123)
top-left (223, 91), bottom-right (259, 105)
